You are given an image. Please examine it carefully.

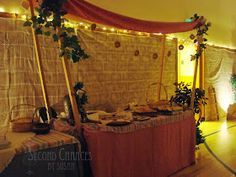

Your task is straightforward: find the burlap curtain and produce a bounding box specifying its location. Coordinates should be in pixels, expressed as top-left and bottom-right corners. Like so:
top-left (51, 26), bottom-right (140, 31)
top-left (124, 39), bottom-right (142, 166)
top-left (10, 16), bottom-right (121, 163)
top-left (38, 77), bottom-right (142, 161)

top-left (0, 17), bottom-right (177, 125)
top-left (204, 46), bottom-right (236, 120)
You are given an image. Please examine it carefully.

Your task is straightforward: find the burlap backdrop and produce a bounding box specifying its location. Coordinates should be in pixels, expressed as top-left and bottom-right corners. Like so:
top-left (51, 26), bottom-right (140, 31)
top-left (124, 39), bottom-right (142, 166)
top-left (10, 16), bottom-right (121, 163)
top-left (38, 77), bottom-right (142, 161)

top-left (0, 17), bottom-right (177, 125)
top-left (204, 46), bottom-right (236, 120)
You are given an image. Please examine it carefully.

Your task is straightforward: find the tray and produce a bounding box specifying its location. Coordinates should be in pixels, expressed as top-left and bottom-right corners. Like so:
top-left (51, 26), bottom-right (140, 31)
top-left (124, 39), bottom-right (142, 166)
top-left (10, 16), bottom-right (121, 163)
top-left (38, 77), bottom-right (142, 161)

top-left (106, 120), bottom-right (131, 126)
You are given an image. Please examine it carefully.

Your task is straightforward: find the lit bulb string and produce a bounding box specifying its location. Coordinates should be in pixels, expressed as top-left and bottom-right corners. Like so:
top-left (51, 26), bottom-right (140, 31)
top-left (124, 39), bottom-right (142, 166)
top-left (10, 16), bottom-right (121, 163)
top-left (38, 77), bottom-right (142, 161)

top-left (59, 16), bottom-right (179, 39)
top-left (0, 10), bottom-right (194, 43)
top-left (0, 11), bottom-right (192, 45)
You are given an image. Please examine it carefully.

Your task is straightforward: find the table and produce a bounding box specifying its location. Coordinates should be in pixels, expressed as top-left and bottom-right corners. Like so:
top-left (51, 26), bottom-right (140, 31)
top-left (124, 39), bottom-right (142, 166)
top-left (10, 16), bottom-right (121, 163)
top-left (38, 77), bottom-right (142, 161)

top-left (0, 130), bottom-right (82, 177)
top-left (83, 110), bottom-right (195, 177)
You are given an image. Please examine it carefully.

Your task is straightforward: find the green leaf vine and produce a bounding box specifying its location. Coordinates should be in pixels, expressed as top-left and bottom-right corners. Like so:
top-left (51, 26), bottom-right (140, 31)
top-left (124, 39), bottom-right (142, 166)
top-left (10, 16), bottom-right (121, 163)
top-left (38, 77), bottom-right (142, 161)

top-left (24, 0), bottom-right (89, 122)
top-left (170, 82), bottom-right (207, 145)
top-left (23, 0), bottom-right (89, 63)
top-left (189, 13), bottom-right (211, 61)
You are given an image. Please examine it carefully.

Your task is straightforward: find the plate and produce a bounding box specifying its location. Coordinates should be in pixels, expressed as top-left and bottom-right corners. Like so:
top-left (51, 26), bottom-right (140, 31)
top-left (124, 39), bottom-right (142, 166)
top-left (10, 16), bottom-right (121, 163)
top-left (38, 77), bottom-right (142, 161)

top-left (106, 121), bottom-right (131, 126)
top-left (133, 112), bottom-right (158, 117)
top-left (134, 117), bottom-right (150, 121)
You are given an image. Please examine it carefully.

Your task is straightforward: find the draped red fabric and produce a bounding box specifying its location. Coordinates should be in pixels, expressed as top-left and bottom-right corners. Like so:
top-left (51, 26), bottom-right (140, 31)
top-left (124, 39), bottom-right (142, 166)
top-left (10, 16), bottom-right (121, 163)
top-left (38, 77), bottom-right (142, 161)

top-left (63, 0), bottom-right (203, 33)
top-left (31, 0), bottom-right (204, 33)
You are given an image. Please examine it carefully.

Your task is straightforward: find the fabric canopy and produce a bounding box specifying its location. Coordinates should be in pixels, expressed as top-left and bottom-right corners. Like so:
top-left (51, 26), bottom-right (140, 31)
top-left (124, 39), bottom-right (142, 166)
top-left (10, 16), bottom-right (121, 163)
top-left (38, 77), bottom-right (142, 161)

top-left (31, 0), bottom-right (204, 34)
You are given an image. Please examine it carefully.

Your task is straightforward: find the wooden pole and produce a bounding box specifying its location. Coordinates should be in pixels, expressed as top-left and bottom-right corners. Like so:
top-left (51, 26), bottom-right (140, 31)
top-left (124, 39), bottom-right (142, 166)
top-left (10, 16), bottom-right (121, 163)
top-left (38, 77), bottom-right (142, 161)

top-left (199, 51), bottom-right (205, 118)
top-left (190, 51), bottom-right (199, 110)
top-left (57, 29), bottom-right (81, 130)
top-left (28, 0), bottom-right (50, 121)
top-left (157, 34), bottom-right (166, 100)
top-left (174, 38), bottom-right (178, 84)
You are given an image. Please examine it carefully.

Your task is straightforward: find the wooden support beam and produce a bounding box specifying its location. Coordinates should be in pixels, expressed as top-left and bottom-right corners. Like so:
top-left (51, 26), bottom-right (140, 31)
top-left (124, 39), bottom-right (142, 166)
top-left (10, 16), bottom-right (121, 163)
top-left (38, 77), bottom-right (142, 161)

top-left (199, 51), bottom-right (205, 118)
top-left (190, 54), bottom-right (199, 110)
top-left (28, 0), bottom-right (50, 121)
top-left (174, 38), bottom-right (178, 84)
top-left (56, 29), bottom-right (81, 130)
top-left (157, 34), bottom-right (166, 100)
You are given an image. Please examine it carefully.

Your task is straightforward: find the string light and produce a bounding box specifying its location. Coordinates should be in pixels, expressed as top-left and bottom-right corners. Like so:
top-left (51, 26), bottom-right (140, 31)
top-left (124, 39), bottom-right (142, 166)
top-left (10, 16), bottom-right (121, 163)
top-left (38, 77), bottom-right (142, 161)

top-left (138, 32), bottom-right (142, 35)
top-left (110, 28), bottom-right (115, 32)
top-left (21, 14), bottom-right (27, 20)
top-left (102, 27), bottom-right (107, 31)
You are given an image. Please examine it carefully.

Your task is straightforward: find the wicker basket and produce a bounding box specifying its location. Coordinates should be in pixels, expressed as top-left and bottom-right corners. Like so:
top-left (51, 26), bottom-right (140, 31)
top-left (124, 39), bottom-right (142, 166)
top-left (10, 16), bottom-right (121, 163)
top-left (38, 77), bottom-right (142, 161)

top-left (10, 104), bottom-right (36, 132)
top-left (146, 82), bottom-right (169, 108)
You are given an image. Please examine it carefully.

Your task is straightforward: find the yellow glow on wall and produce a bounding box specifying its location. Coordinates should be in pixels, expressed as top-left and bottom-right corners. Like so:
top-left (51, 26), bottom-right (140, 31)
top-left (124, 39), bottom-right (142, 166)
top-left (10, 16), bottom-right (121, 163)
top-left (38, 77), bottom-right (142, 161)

top-left (178, 43), bottom-right (198, 86)
top-left (215, 80), bottom-right (233, 112)
top-left (10, 9), bottom-right (19, 14)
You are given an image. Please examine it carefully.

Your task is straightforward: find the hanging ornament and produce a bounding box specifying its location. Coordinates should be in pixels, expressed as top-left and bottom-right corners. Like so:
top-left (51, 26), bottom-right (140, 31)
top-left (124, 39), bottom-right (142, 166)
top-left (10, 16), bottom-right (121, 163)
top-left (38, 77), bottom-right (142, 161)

top-left (178, 45), bottom-right (184, 50)
top-left (114, 41), bottom-right (121, 48)
top-left (190, 34), bottom-right (195, 40)
top-left (167, 50), bottom-right (171, 57)
top-left (91, 23), bottom-right (97, 31)
top-left (21, 0), bottom-right (30, 9)
top-left (153, 53), bottom-right (158, 59)
top-left (134, 50), bottom-right (140, 56)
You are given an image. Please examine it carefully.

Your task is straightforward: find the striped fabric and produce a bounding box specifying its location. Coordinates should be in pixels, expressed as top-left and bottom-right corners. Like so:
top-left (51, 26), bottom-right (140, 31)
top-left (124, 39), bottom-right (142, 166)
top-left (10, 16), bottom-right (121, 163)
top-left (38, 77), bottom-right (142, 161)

top-left (15, 130), bottom-right (80, 154)
top-left (83, 110), bottom-right (194, 133)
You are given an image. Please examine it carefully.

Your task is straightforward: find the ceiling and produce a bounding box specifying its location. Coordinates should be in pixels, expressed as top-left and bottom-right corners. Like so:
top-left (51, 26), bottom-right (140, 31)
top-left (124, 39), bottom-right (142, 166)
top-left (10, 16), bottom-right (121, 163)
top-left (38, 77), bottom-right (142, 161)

top-left (1, 0), bottom-right (236, 49)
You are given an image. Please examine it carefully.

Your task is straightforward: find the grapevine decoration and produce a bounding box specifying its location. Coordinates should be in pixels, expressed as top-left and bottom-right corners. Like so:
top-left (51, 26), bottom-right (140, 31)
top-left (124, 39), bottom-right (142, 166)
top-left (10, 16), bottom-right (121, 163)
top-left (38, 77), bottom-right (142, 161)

top-left (24, 0), bottom-right (89, 62)
top-left (23, 0), bottom-right (89, 122)
top-left (189, 13), bottom-right (211, 61)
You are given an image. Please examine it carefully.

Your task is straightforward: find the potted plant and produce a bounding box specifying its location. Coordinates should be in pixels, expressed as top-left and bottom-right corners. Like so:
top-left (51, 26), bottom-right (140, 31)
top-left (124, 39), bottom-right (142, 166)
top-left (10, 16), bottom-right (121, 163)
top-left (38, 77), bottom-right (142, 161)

top-left (170, 82), bottom-right (207, 149)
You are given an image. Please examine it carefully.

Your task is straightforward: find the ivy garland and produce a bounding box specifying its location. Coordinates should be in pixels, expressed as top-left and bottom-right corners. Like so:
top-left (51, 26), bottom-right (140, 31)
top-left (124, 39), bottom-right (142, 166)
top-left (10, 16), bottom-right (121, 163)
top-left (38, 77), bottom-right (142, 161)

top-left (24, 0), bottom-right (89, 122)
top-left (189, 13), bottom-right (211, 61)
top-left (24, 0), bottom-right (89, 62)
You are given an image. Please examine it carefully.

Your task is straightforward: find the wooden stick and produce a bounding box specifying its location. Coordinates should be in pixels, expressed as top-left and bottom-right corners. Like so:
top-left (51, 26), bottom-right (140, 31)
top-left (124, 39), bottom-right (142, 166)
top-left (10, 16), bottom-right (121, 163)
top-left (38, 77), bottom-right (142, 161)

top-left (157, 34), bottom-right (166, 100)
top-left (190, 56), bottom-right (199, 110)
top-left (28, 0), bottom-right (50, 121)
top-left (199, 51), bottom-right (205, 118)
top-left (174, 38), bottom-right (178, 84)
top-left (56, 29), bottom-right (81, 130)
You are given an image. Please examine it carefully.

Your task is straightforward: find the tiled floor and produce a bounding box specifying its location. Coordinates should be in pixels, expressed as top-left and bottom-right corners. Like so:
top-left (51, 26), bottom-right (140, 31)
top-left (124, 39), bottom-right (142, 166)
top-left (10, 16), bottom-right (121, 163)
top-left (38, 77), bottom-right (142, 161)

top-left (171, 120), bottom-right (236, 177)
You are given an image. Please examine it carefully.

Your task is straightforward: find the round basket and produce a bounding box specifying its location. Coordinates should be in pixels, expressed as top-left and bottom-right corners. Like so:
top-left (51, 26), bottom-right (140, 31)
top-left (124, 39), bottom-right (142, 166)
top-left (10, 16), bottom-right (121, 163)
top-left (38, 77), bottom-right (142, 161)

top-left (32, 107), bottom-right (51, 135)
top-left (10, 104), bottom-right (36, 132)
top-left (146, 82), bottom-right (170, 109)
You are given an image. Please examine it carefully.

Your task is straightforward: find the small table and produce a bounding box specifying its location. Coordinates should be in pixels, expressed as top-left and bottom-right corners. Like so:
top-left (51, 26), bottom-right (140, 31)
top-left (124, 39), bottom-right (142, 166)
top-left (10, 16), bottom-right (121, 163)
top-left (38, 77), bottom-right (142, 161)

top-left (1, 130), bottom-right (82, 177)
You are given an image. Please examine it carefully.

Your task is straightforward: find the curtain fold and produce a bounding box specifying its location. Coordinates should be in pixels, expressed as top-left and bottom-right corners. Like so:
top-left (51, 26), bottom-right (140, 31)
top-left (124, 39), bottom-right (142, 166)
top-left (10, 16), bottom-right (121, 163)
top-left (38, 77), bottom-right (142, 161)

top-left (32, 0), bottom-right (203, 33)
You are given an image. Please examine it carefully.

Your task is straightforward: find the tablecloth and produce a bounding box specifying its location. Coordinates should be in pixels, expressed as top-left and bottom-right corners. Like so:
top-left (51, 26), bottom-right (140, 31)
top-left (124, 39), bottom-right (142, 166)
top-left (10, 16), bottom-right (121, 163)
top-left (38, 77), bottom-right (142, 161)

top-left (0, 130), bottom-right (80, 174)
top-left (83, 110), bottom-right (195, 177)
